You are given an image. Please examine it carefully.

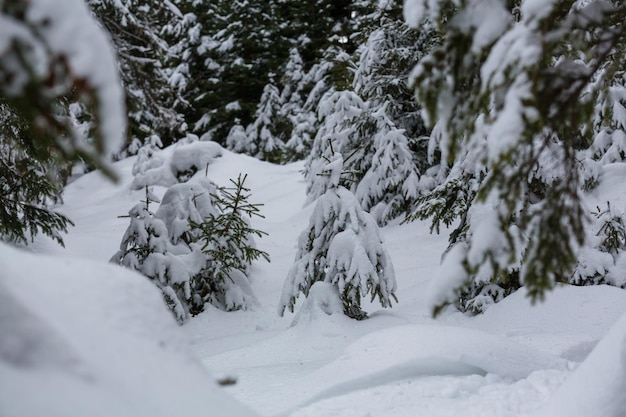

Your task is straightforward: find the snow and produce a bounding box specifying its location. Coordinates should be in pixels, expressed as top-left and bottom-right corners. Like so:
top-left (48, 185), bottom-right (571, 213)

top-left (0, 244), bottom-right (255, 417)
top-left (6, 146), bottom-right (626, 416)
top-left (26, 0), bottom-right (125, 154)
top-left (534, 310), bottom-right (626, 417)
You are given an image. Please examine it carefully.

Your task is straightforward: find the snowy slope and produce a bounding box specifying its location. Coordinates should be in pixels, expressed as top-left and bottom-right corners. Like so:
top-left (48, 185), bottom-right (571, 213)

top-left (0, 244), bottom-right (256, 417)
top-left (8, 144), bottom-right (626, 417)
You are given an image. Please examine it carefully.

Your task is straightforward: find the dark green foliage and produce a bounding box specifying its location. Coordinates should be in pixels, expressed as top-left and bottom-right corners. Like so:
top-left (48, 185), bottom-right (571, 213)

top-left (0, 118), bottom-right (73, 246)
top-left (0, 2), bottom-right (125, 246)
top-left (407, 0), bottom-right (626, 315)
top-left (595, 203), bottom-right (626, 255)
top-left (409, 176), bottom-right (475, 238)
top-left (192, 174), bottom-right (270, 276)
top-left (189, 174), bottom-right (270, 314)
top-left (88, 0), bottom-right (185, 153)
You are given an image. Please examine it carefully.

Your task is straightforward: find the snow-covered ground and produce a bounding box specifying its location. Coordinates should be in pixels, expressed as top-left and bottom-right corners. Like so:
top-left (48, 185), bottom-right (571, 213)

top-left (4, 146), bottom-right (626, 416)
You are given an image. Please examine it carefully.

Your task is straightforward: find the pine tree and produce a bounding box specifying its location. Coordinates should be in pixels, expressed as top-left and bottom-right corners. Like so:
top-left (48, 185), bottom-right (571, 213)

top-left (404, 0), bottom-right (626, 314)
top-left (279, 153), bottom-right (397, 320)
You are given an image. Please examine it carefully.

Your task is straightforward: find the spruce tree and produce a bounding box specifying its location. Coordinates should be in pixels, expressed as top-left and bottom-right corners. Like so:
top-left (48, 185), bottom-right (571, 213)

top-left (404, 0), bottom-right (626, 314)
top-left (88, 0), bottom-right (185, 153)
top-left (279, 153), bottom-right (397, 320)
top-left (112, 174), bottom-right (269, 321)
top-left (0, 105), bottom-right (73, 246)
top-left (240, 80), bottom-right (286, 162)
top-left (305, 89), bottom-right (366, 202)
top-left (190, 174), bottom-right (270, 313)
top-left (110, 188), bottom-right (188, 318)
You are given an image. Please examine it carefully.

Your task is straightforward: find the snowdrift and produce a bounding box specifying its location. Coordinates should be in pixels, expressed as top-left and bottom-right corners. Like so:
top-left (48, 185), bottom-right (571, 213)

top-left (0, 244), bottom-right (255, 417)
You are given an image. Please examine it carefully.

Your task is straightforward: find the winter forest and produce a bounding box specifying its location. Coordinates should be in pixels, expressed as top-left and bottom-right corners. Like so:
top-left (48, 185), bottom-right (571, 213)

top-left (2, 0), bottom-right (626, 415)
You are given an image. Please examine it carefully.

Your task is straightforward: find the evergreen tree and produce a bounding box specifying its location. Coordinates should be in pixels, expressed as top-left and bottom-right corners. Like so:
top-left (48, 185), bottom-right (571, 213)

top-left (109, 188), bottom-right (192, 320)
top-left (0, 0), bottom-right (124, 246)
top-left (225, 119), bottom-right (249, 155)
top-left (570, 56), bottom-right (626, 290)
top-left (302, 2), bottom-right (435, 224)
top-left (240, 80), bottom-right (286, 162)
top-left (282, 53), bottom-right (338, 163)
top-left (279, 153), bottom-right (397, 320)
top-left (88, 0), bottom-right (185, 154)
top-left (279, 47), bottom-right (316, 162)
top-left (305, 90), bottom-right (366, 202)
top-left (190, 174), bottom-right (270, 313)
top-left (354, 105), bottom-right (422, 224)
top-left (571, 202), bottom-right (626, 290)
top-left (404, 0), bottom-right (626, 314)
top-left (171, 0), bottom-right (292, 144)
top-left (112, 175), bottom-right (269, 321)
top-left (0, 105), bottom-right (73, 246)
top-left (164, 0), bottom-right (226, 139)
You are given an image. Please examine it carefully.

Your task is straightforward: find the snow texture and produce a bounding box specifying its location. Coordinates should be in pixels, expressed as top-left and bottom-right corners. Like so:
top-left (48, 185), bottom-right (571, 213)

top-left (0, 244), bottom-right (256, 417)
top-left (534, 311), bottom-right (626, 417)
top-left (28, 0), bottom-right (125, 154)
top-left (132, 139), bottom-right (223, 189)
top-left (15, 135), bottom-right (626, 417)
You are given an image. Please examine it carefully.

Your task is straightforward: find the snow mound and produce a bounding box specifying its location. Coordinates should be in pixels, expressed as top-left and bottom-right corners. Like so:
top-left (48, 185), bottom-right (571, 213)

top-left (311, 323), bottom-right (567, 386)
top-left (462, 285), bottom-right (626, 358)
top-left (132, 140), bottom-right (223, 189)
top-left (0, 244), bottom-right (255, 417)
top-left (291, 281), bottom-right (344, 326)
top-left (534, 311), bottom-right (626, 417)
top-left (274, 324), bottom-right (567, 412)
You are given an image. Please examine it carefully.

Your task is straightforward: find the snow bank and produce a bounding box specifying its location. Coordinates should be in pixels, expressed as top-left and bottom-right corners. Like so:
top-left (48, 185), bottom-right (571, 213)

top-left (272, 324), bottom-right (568, 412)
top-left (314, 324), bottom-right (567, 383)
top-left (462, 285), bottom-right (626, 358)
top-left (534, 311), bottom-right (626, 417)
top-left (132, 140), bottom-right (223, 189)
top-left (0, 244), bottom-right (255, 417)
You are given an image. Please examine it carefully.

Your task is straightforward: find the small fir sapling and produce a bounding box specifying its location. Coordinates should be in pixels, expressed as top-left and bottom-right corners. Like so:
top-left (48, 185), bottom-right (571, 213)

top-left (190, 174), bottom-right (270, 313)
top-left (279, 152), bottom-right (397, 320)
top-left (110, 187), bottom-right (191, 320)
top-left (112, 177), bottom-right (270, 320)
top-left (155, 179), bottom-right (220, 245)
top-left (571, 202), bottom-right (626, 289)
